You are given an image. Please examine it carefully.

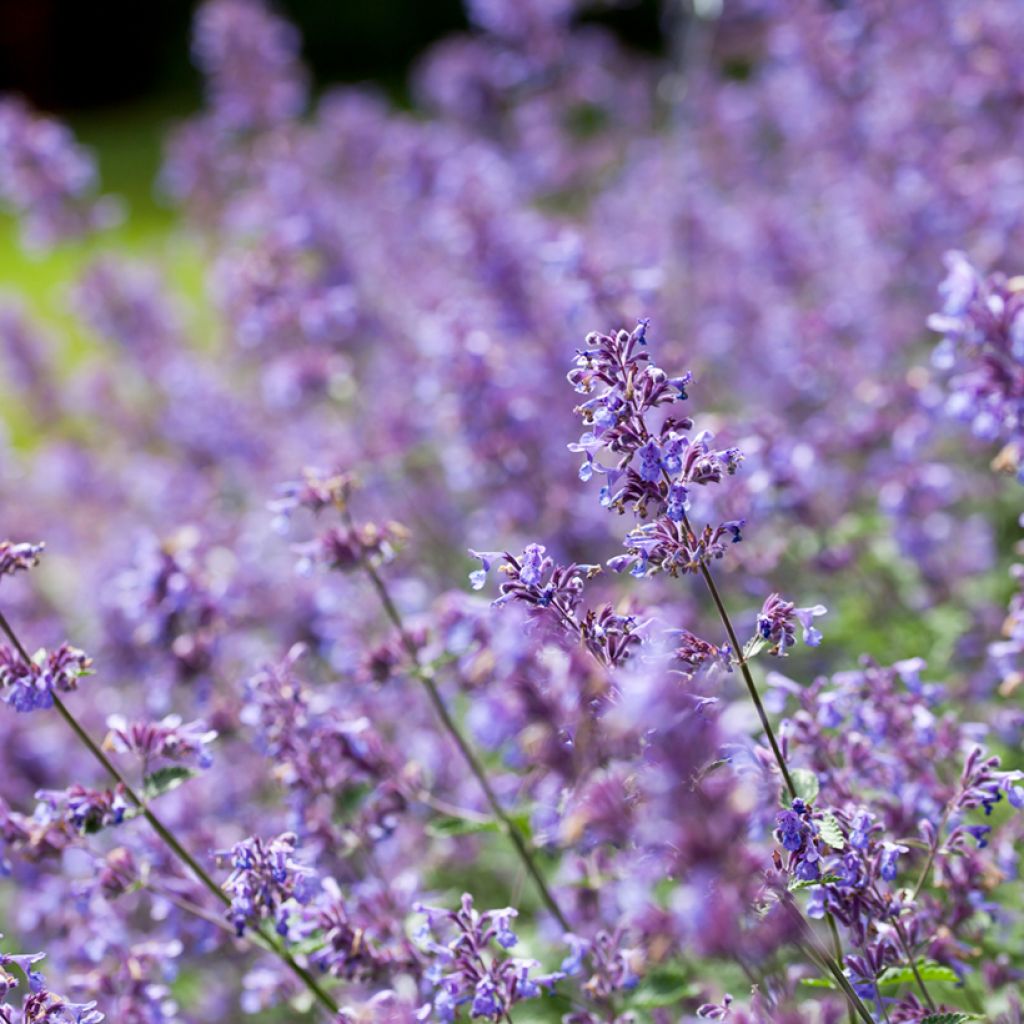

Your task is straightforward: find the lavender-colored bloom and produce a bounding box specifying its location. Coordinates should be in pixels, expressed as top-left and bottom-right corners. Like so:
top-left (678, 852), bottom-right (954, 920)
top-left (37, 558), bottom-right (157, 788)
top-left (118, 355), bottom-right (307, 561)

top-left (468, 546), bottom-right (641, 667)
top-left (1, 935), bottom-right (104, 1022)
top-left (103, 714), bottom-right (218, 771)
top-left (878, 842), bottom-right (908, 882)
top-left (928, 252), bottom-right (1024, 476)
top-left (0, 98), bottom-right (119, 250)
top-left (216, 832), bottom-right (318, 936)
top-left (756, 594), bottom-right (828, 656)
top-left (416, 895), bottom-right (562, 1022)
top-left (568, 322), bottom-right (748, 578)
top-left (0, 541), bottom-right (44, 583)
top-left (0, 644), bottom-right (92, 713)
top-left (192, 0), bottom-right (308, 132)
top-left (776, 810), bottom-right (806, 853)
top-left (34, 783), bottom-right (130, 835)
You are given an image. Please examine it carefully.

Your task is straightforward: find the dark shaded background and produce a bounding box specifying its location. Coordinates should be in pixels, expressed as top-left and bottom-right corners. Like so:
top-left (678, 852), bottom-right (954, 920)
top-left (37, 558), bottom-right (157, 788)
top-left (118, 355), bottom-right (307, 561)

top-left (0, 0), bottom-right (663, 113)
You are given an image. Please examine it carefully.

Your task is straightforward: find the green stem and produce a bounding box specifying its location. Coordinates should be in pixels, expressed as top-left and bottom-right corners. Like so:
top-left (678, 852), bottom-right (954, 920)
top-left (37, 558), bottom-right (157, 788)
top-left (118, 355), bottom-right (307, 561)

top-left (892, 918), bottom-right (935, 1011)
top-left (911, 805), bottom-right (951, 902)
top-left (354, 550), bottom-right (572, 934)
top-left (674, 518), bottom-right (874, 1021)
top-left (0, 609), bottom-right (340, 1018)
top-left (827, 913), bottom-right (857, 1024)
top-left (681, 513), bottom-right (796, 800)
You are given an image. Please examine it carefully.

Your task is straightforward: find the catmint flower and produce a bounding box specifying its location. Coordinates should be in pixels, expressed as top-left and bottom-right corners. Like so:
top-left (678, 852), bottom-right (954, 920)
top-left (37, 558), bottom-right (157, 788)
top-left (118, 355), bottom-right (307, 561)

top-left (0, 944), bottom-right (46, 998)
top-left (0, 644), bottom-right (92, 713)
top-left (270, 468), bottom-right (354, 526)
top-left (955, 747), bottom-right (1024, 816)
top-left (192, 0), bottom-right (309, 132)
top-left (671, 630), bottom-right (732, 673)
top-left (34, 784), bottom-right (130, 835)
top-left (294, 521), bottom-right (408, 575)
top-left (568, 322), bottom-right (744, 564)
top-left (103, 714), bottom-right (218, 771)
top-left (415, 895), bottom-right (562, 1022)
top-left (0, 541), bottom-right (44, 582)
top-left (928, 252), bottom-right (1024, 476)
top-left (469, 547), bottom-right (641, 666)
top-left (608, 519), bottom-right (745, 579)
top-left (216, 832), bottom-right (318, 936)
top-left (0, 99), bottom-right (119, 250)
top-left (754, 593), bottom-right (827, 656)
top-left (468, 551), bottom-right (504, 592)
top-left (878, 842), bottom-right (908, 881)
top-left (776, 810), bottom-right (806, 853)
top-left (1, 937), bottom-right (104, 1022)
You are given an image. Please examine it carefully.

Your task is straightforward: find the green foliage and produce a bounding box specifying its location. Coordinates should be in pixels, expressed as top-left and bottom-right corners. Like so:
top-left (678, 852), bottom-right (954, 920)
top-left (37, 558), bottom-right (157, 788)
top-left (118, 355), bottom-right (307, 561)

top-left (426, 815), bottom-right (503, 838)
top-left (625, 964), bottom-right (697, 1009)
top-left (877, 960), bottom-right (958, 988)
top-left (817, 812), bottom-right (845, 850)
top-left (143, 765), bottom-right (197, 801)
top-left (789, 769), bottom-right (820, 805)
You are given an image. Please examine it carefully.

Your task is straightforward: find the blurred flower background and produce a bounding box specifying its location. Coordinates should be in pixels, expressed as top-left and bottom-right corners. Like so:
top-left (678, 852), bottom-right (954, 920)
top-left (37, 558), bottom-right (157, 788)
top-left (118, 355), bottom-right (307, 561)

top-left (0, 1), bottom-right (1023, 1021)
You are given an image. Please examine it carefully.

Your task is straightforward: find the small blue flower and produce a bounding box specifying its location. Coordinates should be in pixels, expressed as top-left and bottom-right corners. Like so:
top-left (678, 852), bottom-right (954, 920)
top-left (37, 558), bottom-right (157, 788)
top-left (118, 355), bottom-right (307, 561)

top-left (777, 810), bottom-right (804, 852)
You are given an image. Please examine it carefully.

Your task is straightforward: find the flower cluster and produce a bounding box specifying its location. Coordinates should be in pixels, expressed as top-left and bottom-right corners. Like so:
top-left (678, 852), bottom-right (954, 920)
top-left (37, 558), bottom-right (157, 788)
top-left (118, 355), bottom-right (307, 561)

top-left (0, 99), bottom-right (118, 250)
top-left (192, 0), bottom-right (308, 132)
top-left (34, 784), bottom-right (130, 836)
top-left (928, 251), bottom-right (1024, 478)
top-left (2, 0), bottom-right (1024, 1020)
top-left (103, 715), bottom-right (217, 772)
top-left (416, 895), bottom-right (562, 1022)
top-left (0, 541), bottom-right (44, 583)
top-left (216, 832), bottom-right (318, 936)
top-left (568, 321), bottom-right (745, 577)
top-left (295, 522), bottom-right (408, 576)
top-left (753, 593), bottom-right (827, 657)
top-left (1, 937), bottom-right (103, 1023)
top-left (470, 545), bottom-right (642, 667)
top-left (0, 645), bottom-right (92, 714)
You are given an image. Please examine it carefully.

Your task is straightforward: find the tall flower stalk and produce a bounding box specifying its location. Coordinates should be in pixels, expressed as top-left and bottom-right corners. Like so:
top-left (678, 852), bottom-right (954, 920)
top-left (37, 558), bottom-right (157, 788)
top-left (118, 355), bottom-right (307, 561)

top-left (273, 472), bottom-right (572, 934)
top-left (0, 578), bottom-right (340, 1019)
top-left (562, 321), bottom-right (872, 1019)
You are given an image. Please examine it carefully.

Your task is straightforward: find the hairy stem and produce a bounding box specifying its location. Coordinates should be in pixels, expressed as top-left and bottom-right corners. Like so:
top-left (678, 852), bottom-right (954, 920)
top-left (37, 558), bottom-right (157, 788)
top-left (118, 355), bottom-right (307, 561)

top-left (674, 518), bottom-right (874, 1021)
top-left (354, 550), bottom-right (572, 933)
top-left (827, 913), bottom-right (857, 1024)
top-left (0, 608), bottom-right (340, 1018)
top-left (893, 919), bottom-right (935, 1010)
top-left (680, 512), bottom-right (796, 800)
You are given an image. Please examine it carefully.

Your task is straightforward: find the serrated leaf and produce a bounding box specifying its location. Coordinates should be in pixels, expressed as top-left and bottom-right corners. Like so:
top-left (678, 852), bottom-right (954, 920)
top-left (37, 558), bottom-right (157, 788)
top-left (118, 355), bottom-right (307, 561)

top-left (426, 815), bottom-right (501, 838)
top-left (790, 769), bottom-right (819, 805)
top-left (627, 966), bottom-right (696, 1009)
top-left (919, 1015), bottom-right (978, 1024)
top-left (877, 961), bottom-right (958, 989)
top-left (788, 872), bottom-right (841, 892)
top-left (818, 811), bottom-right (845, 850)
top-left (143, 766), bottom-right (197, 801)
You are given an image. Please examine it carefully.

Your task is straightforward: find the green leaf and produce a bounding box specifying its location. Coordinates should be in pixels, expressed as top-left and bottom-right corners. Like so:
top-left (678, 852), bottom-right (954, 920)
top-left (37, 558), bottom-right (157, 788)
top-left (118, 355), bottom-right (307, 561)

top-left (818, 811), bottom-right (845, 850)
top-left (627, 966), bottom-right (696, 1009)
top-left (143, 766), bottom-right (197, 801)
top-left (333, 781), bottom-right (373, 820)
top-left (799, 977), bottom-right (837, 989)
top-left (788, 872), bottom-right (840, 892)
top-left (877, 961), bottom-right (958, 989)
top-left (919, 1015), bottom-right (978, 1024)
top-left (426, 815), bottom-right (501, 838)
top-left (743, 636), bottom-right (768, 661)
top-left (790, 769), bottom-right (819, 805)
